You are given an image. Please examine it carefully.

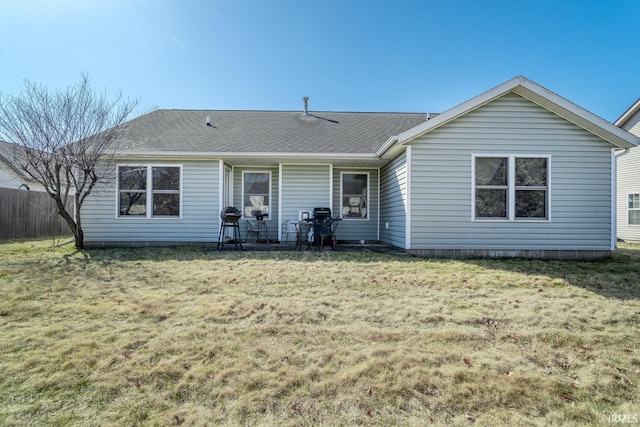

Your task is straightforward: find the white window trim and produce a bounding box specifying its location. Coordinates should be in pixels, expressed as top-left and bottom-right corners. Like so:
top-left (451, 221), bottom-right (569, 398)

top-left (471, 154), bottom-right (551, 222)
top-left (628, 193), bottom-right (640, 226)
top-left (340, 171), bottom-right (370, 221)
top-left (242, 170), bottom-right (272, 220)
top-left (116, 164), bottom-right (183, 219)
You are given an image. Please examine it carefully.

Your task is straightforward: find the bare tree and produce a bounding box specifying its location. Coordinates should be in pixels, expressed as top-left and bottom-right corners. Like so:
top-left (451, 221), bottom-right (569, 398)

top-left (0, 75), bottom-right (138, 248)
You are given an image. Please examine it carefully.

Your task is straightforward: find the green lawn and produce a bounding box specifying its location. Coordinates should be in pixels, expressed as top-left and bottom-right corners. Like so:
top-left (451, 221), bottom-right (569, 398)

top-left (0, 239), bottom-right (639, 426)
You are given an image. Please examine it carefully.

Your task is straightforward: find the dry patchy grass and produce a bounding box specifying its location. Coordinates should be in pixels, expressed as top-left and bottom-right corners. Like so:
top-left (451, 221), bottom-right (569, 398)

top-left (0, 240), bottom-right (639, 426)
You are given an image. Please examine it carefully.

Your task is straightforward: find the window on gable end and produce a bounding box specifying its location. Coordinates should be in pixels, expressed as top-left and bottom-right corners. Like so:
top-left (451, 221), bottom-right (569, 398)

top-left (474, 156), bottom-right (549, 221)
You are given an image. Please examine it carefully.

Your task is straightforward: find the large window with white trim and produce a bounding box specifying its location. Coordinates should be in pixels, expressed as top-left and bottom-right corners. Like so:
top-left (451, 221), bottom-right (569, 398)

top-left (341, 172), bottom-right (368, 219)
top-left (118, 165), bottom-right (181, 217)
top-left (629, 193), bottom-right (640, 225)
top-left (474, 155), bottom-right (549, 220)
top-left (242, 171), bottom-right (271, 218)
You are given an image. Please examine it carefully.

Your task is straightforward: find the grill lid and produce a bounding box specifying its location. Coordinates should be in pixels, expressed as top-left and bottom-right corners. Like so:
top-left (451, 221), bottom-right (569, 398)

top-left (221, 206), bottom-right (242, 221)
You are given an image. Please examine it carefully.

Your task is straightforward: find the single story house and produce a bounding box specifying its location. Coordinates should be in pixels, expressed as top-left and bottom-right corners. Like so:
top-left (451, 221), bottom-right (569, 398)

top-left (82, 76), bottom-right (639, 258)
top-left (614, 99), bottom-right (640, 242)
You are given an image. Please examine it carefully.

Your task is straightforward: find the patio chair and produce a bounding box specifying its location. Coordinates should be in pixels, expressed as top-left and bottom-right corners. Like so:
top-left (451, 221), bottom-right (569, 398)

top-left (245, 220), bottom-right (268, 243)
top-left (280, 219), bottom-right (298, 245)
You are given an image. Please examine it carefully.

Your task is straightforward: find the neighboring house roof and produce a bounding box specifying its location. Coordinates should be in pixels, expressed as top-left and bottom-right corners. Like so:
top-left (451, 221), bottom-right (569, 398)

top-left (114, 109), bottom-right (429, 166)
top-left (614, 98), bottom-right (640, 129)
top-left (395, 76), bottom-right (639, 153)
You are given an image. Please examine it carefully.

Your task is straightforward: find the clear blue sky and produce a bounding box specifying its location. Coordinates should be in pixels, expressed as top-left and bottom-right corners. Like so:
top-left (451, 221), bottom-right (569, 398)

top-left (1, 0), bottom-right (638, 122)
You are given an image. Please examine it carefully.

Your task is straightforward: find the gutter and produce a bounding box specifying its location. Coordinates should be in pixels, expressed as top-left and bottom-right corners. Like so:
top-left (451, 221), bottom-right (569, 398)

top-left (114, 151), bottom-right (380, 160)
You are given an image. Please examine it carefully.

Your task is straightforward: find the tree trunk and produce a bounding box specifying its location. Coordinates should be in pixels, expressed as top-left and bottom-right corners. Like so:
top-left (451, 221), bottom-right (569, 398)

top-left (73, 193), bottom-right (84, 249)
top-left (74, 228), bottom-right (84, 249)
top-left (52, 195), bottom-right (83, 249)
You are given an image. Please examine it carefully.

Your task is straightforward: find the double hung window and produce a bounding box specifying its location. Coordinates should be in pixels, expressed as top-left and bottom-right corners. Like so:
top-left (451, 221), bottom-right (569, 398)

top-left (118, 165), bottom-right (181, 217)
top-left (474, 156), bottom-right (549, 220)
top-left (629, 194), bottom-right (640, 225)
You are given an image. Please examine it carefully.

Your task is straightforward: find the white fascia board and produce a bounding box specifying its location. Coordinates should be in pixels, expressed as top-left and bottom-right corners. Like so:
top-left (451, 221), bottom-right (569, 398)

top-left (397, 76), bottom-right (639, 150)
top-left (614, 98), bottom-right (640, 127)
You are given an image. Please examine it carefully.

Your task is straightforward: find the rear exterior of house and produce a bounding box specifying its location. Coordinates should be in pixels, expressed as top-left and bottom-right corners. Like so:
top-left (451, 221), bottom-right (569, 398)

top-left (615, 100), bottom-right (640, 242)
top-left (81, 77), bottom-right (638, 258)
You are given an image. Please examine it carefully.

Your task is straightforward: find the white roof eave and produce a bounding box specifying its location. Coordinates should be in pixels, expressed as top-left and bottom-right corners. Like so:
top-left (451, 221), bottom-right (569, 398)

top-left (114, 151), bottom-right (380, 161)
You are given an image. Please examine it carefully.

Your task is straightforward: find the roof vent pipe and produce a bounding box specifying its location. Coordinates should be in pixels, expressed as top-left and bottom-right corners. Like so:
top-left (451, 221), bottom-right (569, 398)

top-left (206, 115), bottom-right (212, 126)
top-left (303, 96), bottom-right (309, 115)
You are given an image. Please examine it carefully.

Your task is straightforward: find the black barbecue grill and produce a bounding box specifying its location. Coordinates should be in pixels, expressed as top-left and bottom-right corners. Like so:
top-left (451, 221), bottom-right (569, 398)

top-left (311, 207), bottom-right (341, 251)
top-left (217, 207), bottom-right (244, 251)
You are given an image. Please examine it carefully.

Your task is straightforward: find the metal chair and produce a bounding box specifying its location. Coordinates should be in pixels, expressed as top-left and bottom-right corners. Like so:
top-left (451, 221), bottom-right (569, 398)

top-left (280, 220), bottom-right (298, 245)
top-left (245, 220), bottom-right (268, 243)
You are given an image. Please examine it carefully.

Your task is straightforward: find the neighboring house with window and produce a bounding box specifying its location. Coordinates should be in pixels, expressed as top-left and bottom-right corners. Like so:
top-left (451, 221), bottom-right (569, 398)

top-left (614, 99), bottom-right (640, 242)
top-left (81, 76), bottom-right (638, 258)
top-left (0, 140), bottom-right (39, 191)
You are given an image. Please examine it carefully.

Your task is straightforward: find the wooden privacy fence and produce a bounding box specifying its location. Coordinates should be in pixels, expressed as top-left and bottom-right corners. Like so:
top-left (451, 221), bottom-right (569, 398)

top-left (0, 188), bottom-right (72, 240)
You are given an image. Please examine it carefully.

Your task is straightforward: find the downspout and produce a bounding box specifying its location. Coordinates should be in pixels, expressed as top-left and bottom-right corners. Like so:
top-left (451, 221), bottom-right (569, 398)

top-left (329, 164), bottom-right (333, 212)
top-left (377, 167), bottom-right (380, 243)
top-left (405, 146), bottom-right (412, 250)
top-left (612, 148), bottom-right (631, 249)
top-left (278, 163), bottom-right (283, 242)
top-left (219, 160), bottom-right (225, 240)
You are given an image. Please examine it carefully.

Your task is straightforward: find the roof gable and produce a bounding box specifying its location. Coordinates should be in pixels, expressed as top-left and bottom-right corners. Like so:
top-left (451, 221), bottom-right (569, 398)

top-left (397, 76), bottom-right (639, 150)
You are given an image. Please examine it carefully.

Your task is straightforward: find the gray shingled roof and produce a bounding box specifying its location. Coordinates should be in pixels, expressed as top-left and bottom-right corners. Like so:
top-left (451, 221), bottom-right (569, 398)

top-left (114, 109), bottom-right (428, 155)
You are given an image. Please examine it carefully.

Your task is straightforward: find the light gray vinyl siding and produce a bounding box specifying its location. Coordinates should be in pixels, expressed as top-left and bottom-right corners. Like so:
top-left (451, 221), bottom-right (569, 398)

top-left (0, 162), bottom-right (24, 189)
top-left (379, 152), bottom-right (407, 248)
top-left (279, 164), bottom-right (331, 231)
top-left (617, 147), bottom-right (640, 242)
top-left (616, 110), bottom-right (640, 242)
top-left (332, 168), bottom-right (379, 242)
top-left (279, 164), bottom-right (332, 219)
top-left (408, 92), bottom-right (613, 251)
top-left (83, 160), bottom-right (220, 245)
top-left (233, 166), bottom-right (279, 242)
